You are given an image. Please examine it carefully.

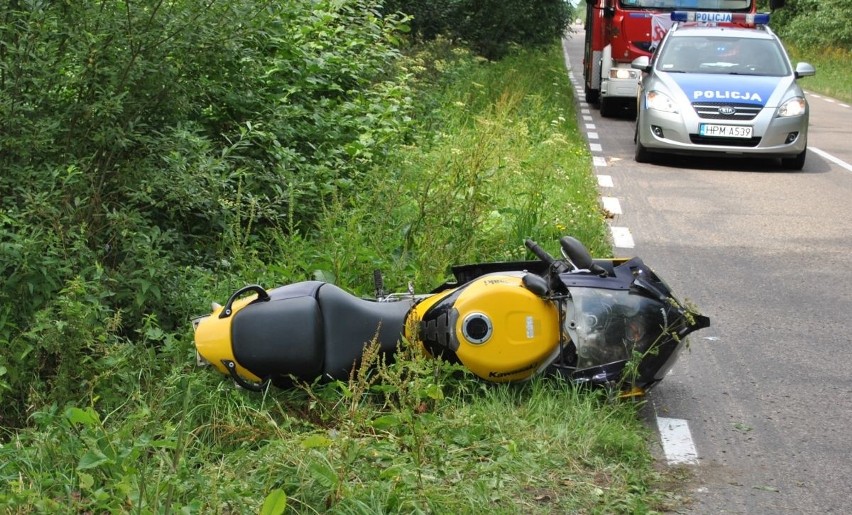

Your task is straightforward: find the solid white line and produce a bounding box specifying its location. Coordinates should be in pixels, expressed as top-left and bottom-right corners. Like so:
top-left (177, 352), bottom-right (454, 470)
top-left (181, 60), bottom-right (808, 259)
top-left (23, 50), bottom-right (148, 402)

top-left (601, 196), bottom-right (621, 214)
top-left (597, 174), bottom-right (613, 187)
top-left (593, 156), bottom-right (608, 167)
top-left (657, 417), bottom-right (699, 465)
top-left (610, 226), bottom-right (634, 248)
top-left (810, 147), bottom-right (852, 173)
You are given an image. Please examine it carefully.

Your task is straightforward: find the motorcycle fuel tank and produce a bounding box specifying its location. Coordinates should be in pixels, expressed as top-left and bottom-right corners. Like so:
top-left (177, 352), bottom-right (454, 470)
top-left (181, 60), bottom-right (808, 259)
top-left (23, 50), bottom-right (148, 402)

top-left (411, 272), bottom-right (561, 382)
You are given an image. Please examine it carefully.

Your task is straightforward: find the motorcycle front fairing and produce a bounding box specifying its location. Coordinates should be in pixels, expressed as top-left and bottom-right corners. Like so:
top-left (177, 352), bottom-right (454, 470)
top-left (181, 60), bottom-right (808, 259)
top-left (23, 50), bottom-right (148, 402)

top-left (548, 257), bottom-right (709, 391)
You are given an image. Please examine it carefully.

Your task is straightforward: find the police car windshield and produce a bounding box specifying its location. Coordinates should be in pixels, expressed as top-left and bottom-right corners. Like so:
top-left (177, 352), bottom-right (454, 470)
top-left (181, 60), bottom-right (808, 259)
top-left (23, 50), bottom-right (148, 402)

top-left (656, 35), bottom-right (790, 76)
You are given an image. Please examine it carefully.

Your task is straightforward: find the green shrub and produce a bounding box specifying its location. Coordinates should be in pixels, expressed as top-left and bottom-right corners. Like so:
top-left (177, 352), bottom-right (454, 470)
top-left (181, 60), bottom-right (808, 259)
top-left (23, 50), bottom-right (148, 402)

top-left (384, 0), bottom-right (575, 59)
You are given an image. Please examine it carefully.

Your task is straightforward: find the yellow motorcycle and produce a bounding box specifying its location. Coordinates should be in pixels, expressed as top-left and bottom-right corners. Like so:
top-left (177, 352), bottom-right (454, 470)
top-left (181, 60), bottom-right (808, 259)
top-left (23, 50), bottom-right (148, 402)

top-left (193, 237), bottom-right (709, 394)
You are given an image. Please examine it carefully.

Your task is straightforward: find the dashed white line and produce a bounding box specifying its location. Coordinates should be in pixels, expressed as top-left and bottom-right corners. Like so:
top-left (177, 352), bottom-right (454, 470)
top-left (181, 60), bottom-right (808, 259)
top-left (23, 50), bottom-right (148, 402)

top-left (597, 174), bottom-right (613, 187)
top-left (588, 132), bottom-right (599, 140)
top-left (657, 417), bottom-right (699, 465)
top-left (610, 226), bottom-right (635, 248)
top-left (593, 156), bottom-right (608, 167)
top-left (601, 196), bottom-right (622, 214)
top-left (589, 143), bottom-right (602, 152)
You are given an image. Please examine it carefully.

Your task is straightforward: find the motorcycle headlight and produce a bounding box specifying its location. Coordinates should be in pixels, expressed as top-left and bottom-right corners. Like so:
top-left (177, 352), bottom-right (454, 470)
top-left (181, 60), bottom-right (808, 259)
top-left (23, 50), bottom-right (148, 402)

top-left (778, 97), bottom-right (807, 117)
top-left (646, 90), bottom-right (677, 113)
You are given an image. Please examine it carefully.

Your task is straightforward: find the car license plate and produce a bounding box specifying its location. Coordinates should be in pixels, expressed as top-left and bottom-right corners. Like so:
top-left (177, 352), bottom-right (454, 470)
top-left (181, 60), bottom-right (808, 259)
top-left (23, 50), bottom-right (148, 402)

top-left (699, 124), bottom-right (753, 138)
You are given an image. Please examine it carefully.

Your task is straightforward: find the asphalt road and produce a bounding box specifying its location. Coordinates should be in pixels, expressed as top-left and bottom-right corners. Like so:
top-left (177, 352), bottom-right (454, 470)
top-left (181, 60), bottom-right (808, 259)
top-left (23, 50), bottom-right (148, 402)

top-left (563, 29), bottom-right (852, 514)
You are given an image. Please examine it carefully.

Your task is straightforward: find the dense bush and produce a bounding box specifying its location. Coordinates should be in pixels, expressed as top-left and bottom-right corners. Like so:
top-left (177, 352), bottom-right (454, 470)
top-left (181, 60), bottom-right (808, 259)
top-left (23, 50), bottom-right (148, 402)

top-left (766, 0), bottom-right (852, 49)
top-left (383, 0), bottom-right (575, 59)
top-left (0, 0), bottom-right (413, 426)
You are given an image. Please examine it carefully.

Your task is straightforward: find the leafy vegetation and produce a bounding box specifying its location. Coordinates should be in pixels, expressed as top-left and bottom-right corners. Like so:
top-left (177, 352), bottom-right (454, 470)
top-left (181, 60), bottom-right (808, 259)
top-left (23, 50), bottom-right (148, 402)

top-left (764, 0), bottom-right (852, 103)
top-left (382, 0), bottom-right (573, 59)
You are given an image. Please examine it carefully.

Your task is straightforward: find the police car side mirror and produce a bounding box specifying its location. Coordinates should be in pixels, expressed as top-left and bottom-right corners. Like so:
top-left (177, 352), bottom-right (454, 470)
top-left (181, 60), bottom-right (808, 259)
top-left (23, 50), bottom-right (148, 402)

top-left (631, 56), bottom-right (651, 73)
top-left (794, 62), bottom-right (815, 79)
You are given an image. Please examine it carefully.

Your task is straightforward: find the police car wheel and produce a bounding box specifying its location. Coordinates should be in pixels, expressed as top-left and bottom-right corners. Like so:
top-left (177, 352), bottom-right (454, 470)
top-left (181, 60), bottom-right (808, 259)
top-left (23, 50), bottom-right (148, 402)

top-left (780, 148), bottom-right (806, 171)
top-left (635, 140), bottom-right (653, 164)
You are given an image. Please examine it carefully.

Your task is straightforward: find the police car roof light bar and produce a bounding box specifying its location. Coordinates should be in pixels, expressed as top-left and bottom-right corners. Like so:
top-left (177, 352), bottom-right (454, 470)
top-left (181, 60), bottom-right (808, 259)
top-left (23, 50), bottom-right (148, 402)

top-left (670, 11), bottom-right (770, 26)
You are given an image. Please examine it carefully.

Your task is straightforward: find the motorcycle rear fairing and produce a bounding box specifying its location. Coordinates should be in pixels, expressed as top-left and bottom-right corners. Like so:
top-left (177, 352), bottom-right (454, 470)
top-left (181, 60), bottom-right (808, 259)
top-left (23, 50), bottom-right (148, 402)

top-left (195, 281), bottom-right (411, 388)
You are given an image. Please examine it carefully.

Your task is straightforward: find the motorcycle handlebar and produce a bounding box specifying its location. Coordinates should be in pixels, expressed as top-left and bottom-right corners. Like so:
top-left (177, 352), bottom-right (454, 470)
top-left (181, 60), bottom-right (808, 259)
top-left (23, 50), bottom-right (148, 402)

top-left (524, 239), bottom-right (556, 265)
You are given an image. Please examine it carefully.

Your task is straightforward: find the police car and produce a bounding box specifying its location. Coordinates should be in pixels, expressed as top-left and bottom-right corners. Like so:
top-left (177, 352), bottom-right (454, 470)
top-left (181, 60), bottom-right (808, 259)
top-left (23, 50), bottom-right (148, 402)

top-left (631, 13), bottom-right (815, 170)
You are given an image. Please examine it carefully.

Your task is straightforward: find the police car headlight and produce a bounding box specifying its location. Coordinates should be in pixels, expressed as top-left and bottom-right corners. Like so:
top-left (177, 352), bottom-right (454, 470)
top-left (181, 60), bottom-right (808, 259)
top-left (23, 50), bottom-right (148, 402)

top-left (778, 97), bottom-right (807, 117)
top-left (646, 90), bottom-right (677, 113)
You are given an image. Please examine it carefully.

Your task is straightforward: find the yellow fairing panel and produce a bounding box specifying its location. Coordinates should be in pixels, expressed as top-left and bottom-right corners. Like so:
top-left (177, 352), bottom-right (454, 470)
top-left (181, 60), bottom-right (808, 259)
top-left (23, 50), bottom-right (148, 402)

top-left (411, 273), bottom-right (560, 382)
top-left (193, 295), bottom-right (262, 382)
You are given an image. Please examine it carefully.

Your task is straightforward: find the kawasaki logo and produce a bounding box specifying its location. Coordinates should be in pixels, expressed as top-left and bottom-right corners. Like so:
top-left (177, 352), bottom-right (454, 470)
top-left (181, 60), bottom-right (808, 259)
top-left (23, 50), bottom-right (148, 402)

top-left (694, 90), bottom-right (763, 102)
top-left (488, 362), bottom-right (538, 378)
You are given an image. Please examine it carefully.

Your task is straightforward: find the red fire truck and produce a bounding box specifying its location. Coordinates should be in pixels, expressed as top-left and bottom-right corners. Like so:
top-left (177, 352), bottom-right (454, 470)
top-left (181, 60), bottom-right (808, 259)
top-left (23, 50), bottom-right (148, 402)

top-left (582, 0), bottom-right (787, 117)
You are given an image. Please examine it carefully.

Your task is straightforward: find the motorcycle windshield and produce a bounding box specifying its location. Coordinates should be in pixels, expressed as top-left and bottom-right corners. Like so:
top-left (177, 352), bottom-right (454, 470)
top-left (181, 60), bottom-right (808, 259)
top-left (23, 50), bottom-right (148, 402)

top-left (566, 287), bottom-right (670, 370)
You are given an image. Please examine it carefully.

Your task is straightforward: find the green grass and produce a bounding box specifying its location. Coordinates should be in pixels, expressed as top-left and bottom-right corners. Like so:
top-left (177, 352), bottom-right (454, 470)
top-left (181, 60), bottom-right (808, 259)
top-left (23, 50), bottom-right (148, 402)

top-left (788, 46), bottom-right (852, 104)
top-left (0, 43), bottom-right (682, 513)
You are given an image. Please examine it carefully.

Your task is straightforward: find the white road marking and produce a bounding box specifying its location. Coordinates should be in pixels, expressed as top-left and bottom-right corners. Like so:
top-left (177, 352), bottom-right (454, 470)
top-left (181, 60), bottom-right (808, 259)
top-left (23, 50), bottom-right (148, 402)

top-left (585, 123), bottom-right (596, 130)
top-left (593, 156), bottom-right (608, 167)
top-left (656, 417), bottom-right (699, 465)
top-left (588, 132), bottom-right (599, 140)
top-left (583, 115), bottom-right (593, 122)
top-left (597, 174), bottom-right (613, 187)
top-left (610, 226), bottom-right (635, 248)
top-left (810, 147), bottom-right (852, 173)
top-left (601, 196), bottom-right (622, 214)
top-left (589, 143), bottom-right (602, 152)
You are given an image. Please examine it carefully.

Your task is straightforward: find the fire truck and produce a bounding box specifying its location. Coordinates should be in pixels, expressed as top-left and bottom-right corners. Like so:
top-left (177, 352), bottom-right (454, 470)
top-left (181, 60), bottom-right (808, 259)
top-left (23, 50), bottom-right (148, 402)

top-left (582, 0), bottom-right (788, 117)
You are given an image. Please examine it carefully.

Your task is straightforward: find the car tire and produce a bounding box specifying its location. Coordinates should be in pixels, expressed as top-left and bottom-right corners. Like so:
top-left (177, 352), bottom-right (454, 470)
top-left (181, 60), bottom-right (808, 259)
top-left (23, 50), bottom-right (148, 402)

top-left (600, 97), bottom-right (617, 117)
top-left (635, 140), bottom-right (653, 163)
top-left (780, 148), bottom-right (806, 171)
top-left (634, 122), bottom-right (653, 163)
top-left (585, 85), bottom-right (599, 104)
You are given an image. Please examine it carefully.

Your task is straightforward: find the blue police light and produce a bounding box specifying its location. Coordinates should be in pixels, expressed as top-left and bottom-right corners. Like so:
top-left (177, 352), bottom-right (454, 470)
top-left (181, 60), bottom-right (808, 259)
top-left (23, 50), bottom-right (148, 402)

top-left (670, 11), bottom-right (770, 25)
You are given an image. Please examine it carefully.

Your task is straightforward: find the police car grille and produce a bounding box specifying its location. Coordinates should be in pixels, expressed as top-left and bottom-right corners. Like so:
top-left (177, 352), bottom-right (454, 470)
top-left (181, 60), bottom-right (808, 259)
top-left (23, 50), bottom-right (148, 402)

top-left (692, 102), bottom-right (762, 121)
top-left (689, 135), bottom-right (762, 147)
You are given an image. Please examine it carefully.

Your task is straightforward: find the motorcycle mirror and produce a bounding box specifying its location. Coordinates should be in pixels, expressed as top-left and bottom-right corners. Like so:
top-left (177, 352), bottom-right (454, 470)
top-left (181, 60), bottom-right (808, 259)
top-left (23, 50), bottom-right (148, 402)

top-left (559, 236), bottom-right (594, 271)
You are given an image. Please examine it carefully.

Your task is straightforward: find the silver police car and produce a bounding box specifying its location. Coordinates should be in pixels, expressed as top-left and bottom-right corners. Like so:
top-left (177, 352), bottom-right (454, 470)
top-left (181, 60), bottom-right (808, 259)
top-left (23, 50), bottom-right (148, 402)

top-left (632, 18), bottom-right (815, 170)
